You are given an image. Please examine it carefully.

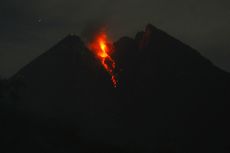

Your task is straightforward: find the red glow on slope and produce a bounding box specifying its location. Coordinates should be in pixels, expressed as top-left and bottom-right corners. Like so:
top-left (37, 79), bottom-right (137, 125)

top-left (88, 31), bottom-right (118, 88)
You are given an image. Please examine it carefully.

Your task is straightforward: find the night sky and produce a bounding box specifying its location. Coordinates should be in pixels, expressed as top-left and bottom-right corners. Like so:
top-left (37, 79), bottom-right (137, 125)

top-left (0, 0), bottom-right (230, 77)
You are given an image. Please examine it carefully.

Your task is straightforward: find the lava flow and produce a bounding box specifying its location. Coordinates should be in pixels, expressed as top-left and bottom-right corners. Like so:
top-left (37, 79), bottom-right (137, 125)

top-left (88, 30), bottom-right (118, 88)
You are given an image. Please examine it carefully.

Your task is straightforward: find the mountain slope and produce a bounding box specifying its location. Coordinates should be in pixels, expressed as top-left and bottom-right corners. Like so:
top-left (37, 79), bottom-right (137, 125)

top-left (114, 24), bottom-right (230, 152)
top-left (10, 25), bottom-right (230, 153)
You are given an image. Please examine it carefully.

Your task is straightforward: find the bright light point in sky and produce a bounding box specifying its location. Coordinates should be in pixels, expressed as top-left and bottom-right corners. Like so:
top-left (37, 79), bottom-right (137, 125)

top-left (38, 18), bottom-right (42, 23)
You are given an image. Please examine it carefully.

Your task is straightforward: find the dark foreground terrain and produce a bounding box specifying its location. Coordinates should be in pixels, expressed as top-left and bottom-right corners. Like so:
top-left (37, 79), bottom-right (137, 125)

top-left (1, 24), bottom-right (230, 153)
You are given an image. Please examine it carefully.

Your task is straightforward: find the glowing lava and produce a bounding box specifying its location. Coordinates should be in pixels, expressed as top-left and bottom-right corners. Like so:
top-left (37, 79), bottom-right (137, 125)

top-left (88, 31), bottom-right (118, 88)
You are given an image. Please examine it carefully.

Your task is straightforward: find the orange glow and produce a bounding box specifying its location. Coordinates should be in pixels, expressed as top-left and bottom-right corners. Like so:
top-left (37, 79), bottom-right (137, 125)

top-left (88, 31), bottom-right (118, 88)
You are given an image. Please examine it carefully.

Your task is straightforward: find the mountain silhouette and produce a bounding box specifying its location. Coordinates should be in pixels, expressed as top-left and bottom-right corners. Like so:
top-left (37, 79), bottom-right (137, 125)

top-left (8, 24), bottom-right (230, 153)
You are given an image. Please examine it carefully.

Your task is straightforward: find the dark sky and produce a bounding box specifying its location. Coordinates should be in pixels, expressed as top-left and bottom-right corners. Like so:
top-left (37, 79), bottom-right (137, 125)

top-left (0, 0), bottom-right (230, 77)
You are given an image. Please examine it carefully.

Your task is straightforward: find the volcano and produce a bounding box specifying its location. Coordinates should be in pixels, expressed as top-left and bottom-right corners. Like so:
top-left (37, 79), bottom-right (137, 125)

top-left (9, 24), bottom-right (230, 153)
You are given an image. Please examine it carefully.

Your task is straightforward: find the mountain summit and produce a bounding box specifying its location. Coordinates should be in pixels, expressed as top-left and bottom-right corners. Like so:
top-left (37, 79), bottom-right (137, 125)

top-left (11, 24), bottom-right (230, 153)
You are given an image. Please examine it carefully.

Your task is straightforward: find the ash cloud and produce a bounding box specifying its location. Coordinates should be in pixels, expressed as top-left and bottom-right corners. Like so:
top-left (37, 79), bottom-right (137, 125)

top-left (81, 20), bottom-right (108, 44)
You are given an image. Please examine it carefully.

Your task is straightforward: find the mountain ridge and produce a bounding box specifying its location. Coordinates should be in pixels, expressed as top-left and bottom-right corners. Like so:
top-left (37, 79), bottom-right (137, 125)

top-left (9, 24), bottom-right (230, 153)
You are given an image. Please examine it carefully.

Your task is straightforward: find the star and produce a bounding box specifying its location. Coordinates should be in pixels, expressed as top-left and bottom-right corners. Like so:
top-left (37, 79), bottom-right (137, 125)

top-left (37, 18), bottom-right (42, 23)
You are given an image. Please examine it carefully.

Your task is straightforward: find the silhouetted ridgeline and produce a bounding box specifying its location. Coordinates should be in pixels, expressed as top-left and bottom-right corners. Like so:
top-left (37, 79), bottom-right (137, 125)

top-left (2, 24), bottom-right (230, 153)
